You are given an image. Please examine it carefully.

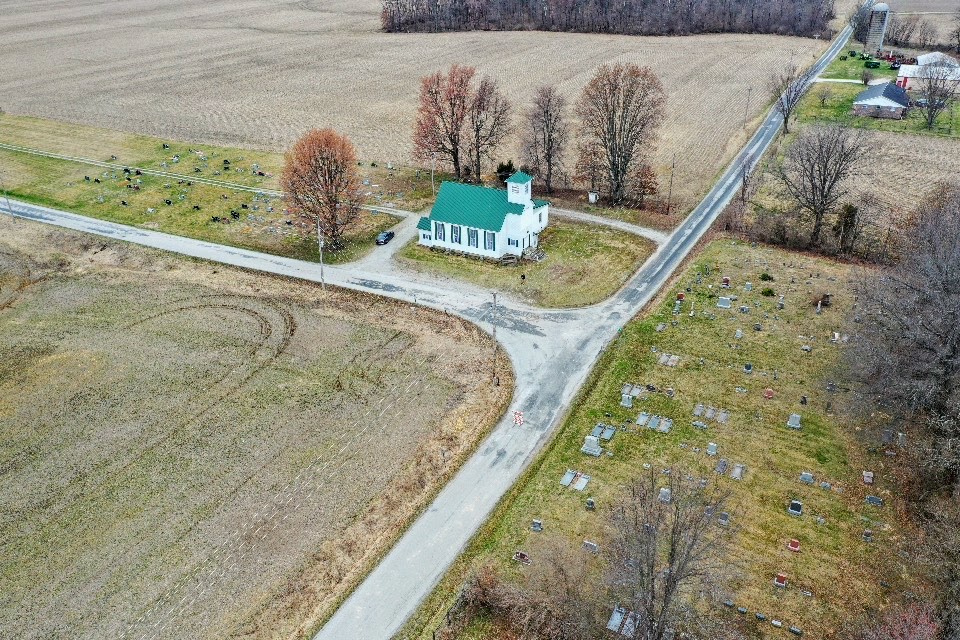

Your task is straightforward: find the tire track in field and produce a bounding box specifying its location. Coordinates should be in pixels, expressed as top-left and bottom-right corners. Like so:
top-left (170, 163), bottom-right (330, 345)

top-left (119, 352), bottom-right (439, 640)
top-left (6, 296), bottom-right (296, 610)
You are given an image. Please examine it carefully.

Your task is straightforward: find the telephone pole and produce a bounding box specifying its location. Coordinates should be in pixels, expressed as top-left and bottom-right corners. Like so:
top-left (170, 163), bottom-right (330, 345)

top-left (491, 292), bottom-right (498, 386)
top-left (666, 154), bottom-right (676, 216)
top-left (743, 86), bottom-right (753, 129)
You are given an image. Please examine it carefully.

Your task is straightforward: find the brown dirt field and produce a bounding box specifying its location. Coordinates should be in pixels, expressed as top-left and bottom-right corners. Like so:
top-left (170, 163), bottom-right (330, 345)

top-left (0, 0), bottom-right (826, 217)
top-left (0, 217), bottom-right (512, 640)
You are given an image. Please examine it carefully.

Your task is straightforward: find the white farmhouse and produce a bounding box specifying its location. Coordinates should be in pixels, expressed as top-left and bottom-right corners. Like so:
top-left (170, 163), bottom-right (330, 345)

top-left (417, 172), bottom-right (549, 259)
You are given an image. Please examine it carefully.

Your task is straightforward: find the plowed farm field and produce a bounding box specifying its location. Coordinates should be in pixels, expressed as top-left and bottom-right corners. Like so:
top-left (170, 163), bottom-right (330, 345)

top-left (0, 0), bottom-right (826, 215)
top-left (0, 217), bottom-right (512, 639)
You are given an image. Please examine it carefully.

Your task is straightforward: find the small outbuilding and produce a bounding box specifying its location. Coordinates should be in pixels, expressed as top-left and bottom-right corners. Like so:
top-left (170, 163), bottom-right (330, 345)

top-left (852, 82), bottom-right (910, 119)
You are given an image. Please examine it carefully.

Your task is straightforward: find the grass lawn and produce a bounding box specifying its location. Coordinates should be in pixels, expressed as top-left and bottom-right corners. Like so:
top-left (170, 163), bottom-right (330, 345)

top-left (799, 82), bottom-right (960, 138)
top-left (0, 146), bottom-right (399, 264)
top-left (817, 54), bottom-right (899, 82)
top-left (395, 220), bottom-right (657, 308)
top-left (400, 239), bottom-right (921, 640)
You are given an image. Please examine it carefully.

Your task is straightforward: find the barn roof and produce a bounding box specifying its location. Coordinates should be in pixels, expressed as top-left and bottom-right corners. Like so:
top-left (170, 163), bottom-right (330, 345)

top-left (854, 82), bottom-right (910, 108)
top-left (917, 52), bottom-right (960, 67)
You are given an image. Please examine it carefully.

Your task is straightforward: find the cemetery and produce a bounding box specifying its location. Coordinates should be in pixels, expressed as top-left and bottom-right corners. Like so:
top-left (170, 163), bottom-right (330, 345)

top-left (0, 114), bottom-right (424, 263)
top-left (412, 239), bottom-right (919, 638)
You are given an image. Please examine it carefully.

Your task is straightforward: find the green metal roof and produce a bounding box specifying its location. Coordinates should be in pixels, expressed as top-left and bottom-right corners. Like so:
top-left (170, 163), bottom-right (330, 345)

top-left (505, 171), bottom-right (534, 184)
top-left (416, 216), bottom-right (431, 231)
top-left (533, 198), bottom-right (549, 208)
top-left (428, 181), bottom-right (524, 232)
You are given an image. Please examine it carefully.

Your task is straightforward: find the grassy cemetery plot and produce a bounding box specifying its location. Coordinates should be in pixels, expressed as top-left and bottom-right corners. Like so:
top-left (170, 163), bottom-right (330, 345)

top-left (0, 218), bottom-right (512, 640)
top-left (404, 239), bottom-right (920, 639)
top-left (395, 220), bottom-right (657, 308)
top-left (0, 115), bottom-right (450, 263)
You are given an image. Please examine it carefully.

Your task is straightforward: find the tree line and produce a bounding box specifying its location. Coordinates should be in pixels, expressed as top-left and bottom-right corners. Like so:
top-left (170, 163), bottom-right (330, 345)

top-left (413, 62), bottom-right (666, 204)
top-left (382, 0), bottom-right (835, 39)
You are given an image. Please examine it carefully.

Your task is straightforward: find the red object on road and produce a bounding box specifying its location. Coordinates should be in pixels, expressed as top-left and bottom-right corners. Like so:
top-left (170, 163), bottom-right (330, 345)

top-left (513, 411), bottom-right (524, 426)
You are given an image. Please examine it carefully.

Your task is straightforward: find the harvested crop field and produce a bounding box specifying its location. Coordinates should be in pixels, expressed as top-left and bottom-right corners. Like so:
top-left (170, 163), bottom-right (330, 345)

top-left (0, 0), bottom-right (826, 217)
top-left (0, 217), bottom-right (512, 639)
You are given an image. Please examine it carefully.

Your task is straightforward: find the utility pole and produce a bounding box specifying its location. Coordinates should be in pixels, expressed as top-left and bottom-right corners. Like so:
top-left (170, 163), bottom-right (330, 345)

top-left (491, 292), bottom-right (498, 386)
top-left (317, 220), bottom-right (326, 292)
top-left (666, 154), bottom-right (676, 216)
top-left (743, 86), bottom-right (753, 129)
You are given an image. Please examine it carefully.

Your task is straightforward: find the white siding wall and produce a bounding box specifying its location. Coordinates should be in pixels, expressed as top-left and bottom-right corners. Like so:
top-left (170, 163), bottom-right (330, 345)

top-left (418, 201), bottom-right (550, 259)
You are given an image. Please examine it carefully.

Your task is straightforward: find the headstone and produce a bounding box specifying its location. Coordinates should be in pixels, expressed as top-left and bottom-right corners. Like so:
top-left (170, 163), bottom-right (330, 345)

top-left (657, 418), bottom-right (673, 434)
top-left (731, 463), bottom-right (745, 480)
top-left (735, 329), bottom-right (743, 339)
top-left (581, 436), bottom-right (602, 457)
top-left (717, 297), bottom-right (732, 309)
top-left (774, 573), bottom-right (788, 588)
top-left (787, 414), bottom-right (802, 430)
top-left (788, 500), bottom-right (803, 516)
top-left (607, 607), bottom-right (626, 632)
top-left (560, 469), bottom-right (576, 486)
top-left (744, 363), bottom-right (753, 374)
top-left (636, 412), bottom-right (650, 426)
top-left (866, 495), bottom-right (883, 507)
top-left (583, 540), bottom-right (599, 554)
top-left (592, 424), bottom-right (604, 438)
top-left (531, 519), bottom-right (543, 532)
top-left (586, 497), bottom-right (595, 511)
top-left (707, 442), bottom-right (718, 456)
top-left (648, 416), bottom-right (661, 431)
top-left (573, 475), bottom-right (591, 491)
top-left (820, 481), bottom-right (832, 491)
top-left (800, 472), bottom-right (815, 485)
top-left (601, 426), bottom-right (616, 441)
top-left (772, 620), bottom-right (783, 628)
top-left (744, 282), bottom-right (753, 292)
top-left (800, 395), bottom-right (808, 405)
top-left (621, 394), bottom-right (633, 408)
top-left (863, 471), bottom-right (874, 484)
top-left (693, 403), bottom-right (704, 417)
top-left (718, 512), bottom-right (730, 526)
top-left (717, 410), bottom-right (730, 424)
top-left (715, 459), bottom-right (728, 474)
top-left (658, 487), bottom-right (672, 503)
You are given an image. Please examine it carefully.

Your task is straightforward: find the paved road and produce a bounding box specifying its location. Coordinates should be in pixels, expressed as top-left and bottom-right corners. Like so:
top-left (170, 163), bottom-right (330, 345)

top-left (0, 19), bottom-right (854, 640)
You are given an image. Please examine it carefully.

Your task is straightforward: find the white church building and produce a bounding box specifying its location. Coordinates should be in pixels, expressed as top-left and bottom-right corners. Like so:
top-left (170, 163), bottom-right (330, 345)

top-left (417, 172), bottom-right (550, 259)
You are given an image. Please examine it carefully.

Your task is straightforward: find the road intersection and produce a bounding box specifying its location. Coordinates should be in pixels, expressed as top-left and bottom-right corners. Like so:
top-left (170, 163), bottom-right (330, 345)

top-left (0, 17), bottom-right (855, 640)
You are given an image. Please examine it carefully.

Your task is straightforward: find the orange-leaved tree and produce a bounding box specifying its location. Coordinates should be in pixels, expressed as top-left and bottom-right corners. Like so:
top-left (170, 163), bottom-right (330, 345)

top-left (281, 128), bottom-right (363, 253)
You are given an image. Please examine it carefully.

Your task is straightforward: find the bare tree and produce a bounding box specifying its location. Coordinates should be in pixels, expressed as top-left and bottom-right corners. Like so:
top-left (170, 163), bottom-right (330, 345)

top-left (605, 469), bottom-right (732, 640)
top-left (776, 124), bottom-right (872, 246)
top-left (952, 8), bottom-right (960, 53)
top-left (281, 128), bottom-right (363, 253)
top-left (413, 65), bottom-right (476, 179)
top-left (915, 18), bottom-right (938, 49)
top-left (769, 64), bottom-right (813, 134)
top-left (861, 69), bottom-right (875, 86)
top-left (849, 0), bottom-right (872, 44)
top-left (887, 14), bottom-right (920, 47)
top-left (465, 76), bottom-right (512, 183)
top-left (523, 85), bottom-right (570, 194)
top-left (576, 63), bottom-right (666, 204)
top-left (847, 184), bottom-right (960, 417)
top-left (915, 63), bottom-right (960, 130)
top-left (816, 84), bottom-right (832, 108)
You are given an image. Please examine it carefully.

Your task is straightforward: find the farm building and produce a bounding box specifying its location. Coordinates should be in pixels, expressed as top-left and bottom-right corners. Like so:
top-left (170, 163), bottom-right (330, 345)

top-left (852, 82), bottom-right (910, 119)
top-left (417, 172), bottom-right (549, 259)
top-left (896, 64), bottom-right (960, 90)
top-left (864, 3), bottom-right (890, 53)
top-left (915, 52), bottom-right (960, 68)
